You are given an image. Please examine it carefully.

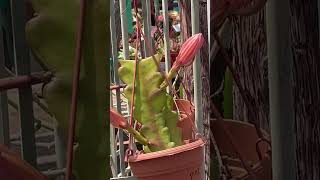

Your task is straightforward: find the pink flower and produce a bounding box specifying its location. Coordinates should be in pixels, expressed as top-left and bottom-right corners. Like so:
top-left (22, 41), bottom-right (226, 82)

top-left (157, 15), bottom-right (164, 22)
top-left (171, 33), bottom-right (205, 70)
top-left (110, 109), bottom-right (128, 129)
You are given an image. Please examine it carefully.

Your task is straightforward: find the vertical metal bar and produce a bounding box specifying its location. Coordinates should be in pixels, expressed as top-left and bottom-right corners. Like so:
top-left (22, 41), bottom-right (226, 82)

top-left (110, 0), bottom-right (121, 176)
top-left (318, 0), bottom-right (320, 45)
top-left (191, 0), bottom-right (203, 135)
top-left (0, 23), bottom-right (10, 150)
top-left (146, 0), bottom-right (153, 51)
top-left (0, 27), bottom-right (10, 146)
top-left (207, 0), bottom-right (210, 52)
top-left (162, 0), bottom-right (171, 93)
top-left (0, 92), bottom-right (9, 146)
top-left (154, 0), bottom-right (160, 17)
top-left (10, 0), bottom-right (37, 167)
top-left (191, 1), bottom-right (205, 179)
top-left (178, 1), bottom-right (184, 42)
top-left (266, 0), bottom-right (296, 179)
top-left (142, 0), bottom-right (152, 57)
top-left (120, 0), bottom-right (130, 59)
top-left (119, 0), bottom-right (129, 176)
top-left (54, 125), bottom-right (67, 180)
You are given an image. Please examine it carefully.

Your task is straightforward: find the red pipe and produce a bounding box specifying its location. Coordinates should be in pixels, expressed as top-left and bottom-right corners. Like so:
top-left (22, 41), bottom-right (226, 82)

top-left (65, 0), bottom-right (86, 179)
top-left (0, 72), bottom-right (52, 91)
top-left (110, 84), bottom-right (127, 90)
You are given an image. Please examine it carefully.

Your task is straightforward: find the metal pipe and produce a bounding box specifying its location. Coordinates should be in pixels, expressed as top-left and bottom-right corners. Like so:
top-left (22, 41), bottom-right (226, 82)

top-left (266, 0), bottom-right (296, 179)
top-left (191, 1), bottom-right (205, 179)
top-left (110, 0), bottom-right (122, 176)
top-left (120, 0), bottom-right (130, 59)
top-left (110, 84), bottom-right (127, 90)
top-left (178, 1), bottom-right (184, 42)
top-left (54, 125), bottom-right (67, 178)
top-left (0, 92), bottom-right (9, 146)
top-left (208, 0), bottom-right (210, 53)
top-left (42, 168), bottom-right (66, 176)
top-left (154, 0), bottom-right (160, 17)
top-left (142, 0), bottom-right (152, 57)
top-left (10, 0), bottom-right (37, 167)
top-left (0, 28), bottom-right (10, 146)
top-left (0, 72), bottom-right (52, 91)
top-left (162, 0), bottom-right (171, 93)
top-left (119, 0), bottom-right (130, 176)
top-left (318, 0), bottom-right (320, 45)
top-left (65, 0), bottom-right (86, 179)
top-left (191, 0), bottom-right (203, 135)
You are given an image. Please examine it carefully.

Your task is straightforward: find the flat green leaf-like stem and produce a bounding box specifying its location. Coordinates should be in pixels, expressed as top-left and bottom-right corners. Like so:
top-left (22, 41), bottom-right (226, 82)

top-left (118, 54), bottom-right (182, 152)
top-left (26, 1), bottom-right (109, 179)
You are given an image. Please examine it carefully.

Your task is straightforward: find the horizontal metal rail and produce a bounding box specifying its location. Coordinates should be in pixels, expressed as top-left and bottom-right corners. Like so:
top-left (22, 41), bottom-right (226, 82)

top-left (110, 84), bottom-right (127, 90)
top-left (0, 72), bottom-right (52, 91)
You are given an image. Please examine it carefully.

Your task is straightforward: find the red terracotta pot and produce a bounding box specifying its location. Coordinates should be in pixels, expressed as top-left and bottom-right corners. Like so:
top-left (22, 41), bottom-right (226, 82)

top-left (127, 99), bottom-right (204, 180)
top-left (211, 119), bottom-right (272, 179)
top-left (0, 145), bottom-right (48, 180)
top-left (128, 138), bottom-right (205, 180)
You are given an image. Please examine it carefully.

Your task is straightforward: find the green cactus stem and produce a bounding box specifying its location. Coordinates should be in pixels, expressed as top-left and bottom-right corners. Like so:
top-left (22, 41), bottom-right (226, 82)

top-left (118, 53), bottom-right (183, 153)
top-left (126, 126), bottom-right (149, 145)
top-left (25, 0), bottom-right (109, 179)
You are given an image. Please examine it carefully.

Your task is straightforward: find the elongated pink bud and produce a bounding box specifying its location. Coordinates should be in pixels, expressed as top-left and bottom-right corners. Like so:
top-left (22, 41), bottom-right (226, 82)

top-left (160, 34), bottom-right (205, 89)
top-left (171, 33), bottom-right (205, 71)
top-left (110, 109), bottom-right (128, 129)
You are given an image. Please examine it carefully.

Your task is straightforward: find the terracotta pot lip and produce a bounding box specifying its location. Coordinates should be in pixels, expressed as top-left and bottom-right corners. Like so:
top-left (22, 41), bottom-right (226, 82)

top-left (211, 118), bottom-right (271, 138)
top-left (174, 99), bottom-right (195, 112)
top-left (174, 99), bottom-right (194, 105)
top-left (0, 146), bottom-right (47, 180)
top-left (128, 138), bottom-right (205, 162)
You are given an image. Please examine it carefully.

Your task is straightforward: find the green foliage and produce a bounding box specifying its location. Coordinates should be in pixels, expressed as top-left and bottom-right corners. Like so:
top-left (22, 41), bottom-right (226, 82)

top-left (118, 53), bottom-right (182, 152)
top-left (25, 1), bottom-right (109, 179)
top-left (118, 46), bottom-right (137, 60)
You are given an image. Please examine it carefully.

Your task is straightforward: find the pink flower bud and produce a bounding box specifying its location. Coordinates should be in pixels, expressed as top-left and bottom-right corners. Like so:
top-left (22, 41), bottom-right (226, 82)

top-left (171, 33), bottom-right (205, 71)
top-left (157, 15), bottom-right (164, 22)
top-left (110, 109), bottom-right (128, 129)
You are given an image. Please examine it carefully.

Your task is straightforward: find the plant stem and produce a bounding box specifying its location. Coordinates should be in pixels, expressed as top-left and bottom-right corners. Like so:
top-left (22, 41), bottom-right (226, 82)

top-left (127, 127), bottom-right (149, 145)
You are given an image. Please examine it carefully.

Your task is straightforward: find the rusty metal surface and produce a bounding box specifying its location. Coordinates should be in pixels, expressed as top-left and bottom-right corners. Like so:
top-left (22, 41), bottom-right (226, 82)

top-left (65, 0), bottom-right (86, 179)
top-left (0, 72), bottom-right (52, 91)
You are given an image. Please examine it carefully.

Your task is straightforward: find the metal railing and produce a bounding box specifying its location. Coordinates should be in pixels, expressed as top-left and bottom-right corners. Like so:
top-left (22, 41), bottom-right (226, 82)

top-left (0, 1), bottom-right (66, 179)
top-left (109, 0), bottom-right (209, 179)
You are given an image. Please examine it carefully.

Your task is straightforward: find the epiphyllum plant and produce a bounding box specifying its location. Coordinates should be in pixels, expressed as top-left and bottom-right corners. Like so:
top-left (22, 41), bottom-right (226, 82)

top-left (110, 33), bottom-right (204, 153)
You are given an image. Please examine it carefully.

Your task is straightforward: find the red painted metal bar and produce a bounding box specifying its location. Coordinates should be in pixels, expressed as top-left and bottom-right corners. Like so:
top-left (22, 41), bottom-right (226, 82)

top-left (0, 72), bottom-right (52, 91)
top-left (65, 0), bottom-right (86, 179)
top-left (110, 84), bottom-right (127, 90)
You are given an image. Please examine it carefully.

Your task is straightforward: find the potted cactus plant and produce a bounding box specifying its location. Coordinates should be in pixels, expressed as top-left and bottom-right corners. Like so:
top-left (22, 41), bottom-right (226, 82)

top-left (110, 33), bottom-right (206, 180)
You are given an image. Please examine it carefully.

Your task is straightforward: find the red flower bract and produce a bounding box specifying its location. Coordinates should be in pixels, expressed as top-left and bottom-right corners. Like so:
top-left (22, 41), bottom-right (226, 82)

top-left (172, 33), bottom-right (205, 70)
top-left (110, 109), bottom-right (128, 129)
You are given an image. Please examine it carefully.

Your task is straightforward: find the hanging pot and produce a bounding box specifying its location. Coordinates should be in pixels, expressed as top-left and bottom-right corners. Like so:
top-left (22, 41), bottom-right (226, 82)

top-left (128, 138), bottom-right (205, 180)
top-left (0, 145), bottom-right (48, 180)
top-left (128, 99), bottom-right (205, 180)
top-left (211, 119), bottom-right (272, 180)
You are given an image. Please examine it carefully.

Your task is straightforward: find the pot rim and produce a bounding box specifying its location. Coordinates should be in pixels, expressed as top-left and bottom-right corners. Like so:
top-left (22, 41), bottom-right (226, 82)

top-left (128, 138), bottom-right (205, 162)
